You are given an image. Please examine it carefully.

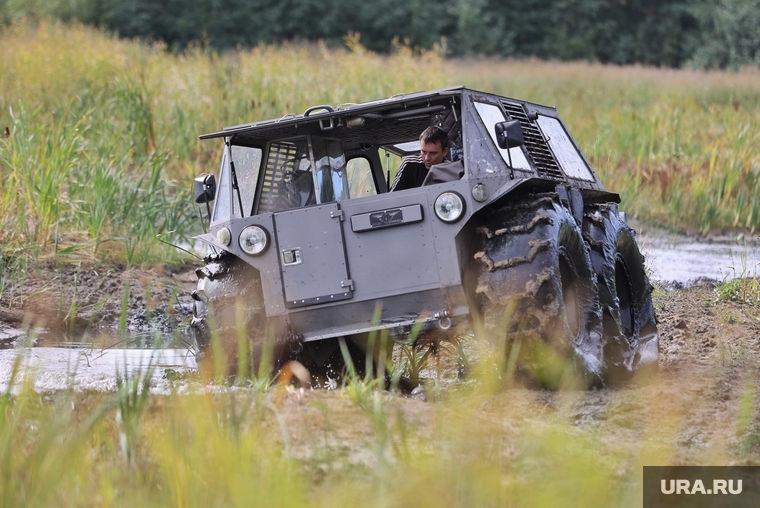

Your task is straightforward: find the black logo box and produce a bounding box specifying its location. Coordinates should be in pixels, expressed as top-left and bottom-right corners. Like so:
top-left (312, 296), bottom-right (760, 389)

top-left (644, 466), bottom-right (760, 508)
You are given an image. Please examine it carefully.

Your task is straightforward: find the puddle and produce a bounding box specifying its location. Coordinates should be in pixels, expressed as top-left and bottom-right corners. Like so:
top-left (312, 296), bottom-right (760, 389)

top-left (0, 346), bottom-right (197, 393)
top-left (0, 329), bottom-right (197, 393)
top-left (635, 225), bottom-right (759, 283)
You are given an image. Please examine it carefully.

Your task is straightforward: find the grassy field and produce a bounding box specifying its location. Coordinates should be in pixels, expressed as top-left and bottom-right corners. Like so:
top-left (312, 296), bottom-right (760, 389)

top-left (3, 19), bottom-right (760, 508)
top-left (0, 21), bottom-right (447, 267)
top-left (1, 20), bottom-right (759, 270)
top-left (2, 313), bottom-right (760, 508)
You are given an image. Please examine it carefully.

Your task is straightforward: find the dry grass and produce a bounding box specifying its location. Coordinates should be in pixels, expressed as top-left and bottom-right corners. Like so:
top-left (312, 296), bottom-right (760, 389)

top-left (453, 59), bottom-right (760, 234)
top-left (2, 21), bottom-right (759, 268)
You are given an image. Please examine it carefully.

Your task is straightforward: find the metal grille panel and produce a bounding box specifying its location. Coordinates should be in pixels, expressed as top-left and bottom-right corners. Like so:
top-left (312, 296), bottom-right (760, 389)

top-left (502, 101), bottom-right (565, 181)
top-left (257, 141), bottom-right (299, 214)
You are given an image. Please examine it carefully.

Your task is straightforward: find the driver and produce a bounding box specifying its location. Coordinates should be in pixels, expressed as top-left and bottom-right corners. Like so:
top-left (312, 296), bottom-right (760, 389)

top-left (390, 126), bottom-right (449, 191)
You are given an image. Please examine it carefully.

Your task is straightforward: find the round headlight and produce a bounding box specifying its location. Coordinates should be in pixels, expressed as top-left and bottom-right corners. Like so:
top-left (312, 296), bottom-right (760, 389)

top-left (434, 192), bottom-right (465, 223)
top-left (471, 183), bottom-right (489, 202)
top-left (216, 227), bottom-right (231, 246)
top-left (239, 225), bottom-right (269, 255)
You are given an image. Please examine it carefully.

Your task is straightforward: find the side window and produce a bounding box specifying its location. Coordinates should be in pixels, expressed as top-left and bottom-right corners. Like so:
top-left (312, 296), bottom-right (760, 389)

top-left (346, 157), bottom-right (377, 198)
top-left (536, 116), bottom-right (595, 181)
top-left (257, 138), bottom-right (315, 214)
top-left (473, 101), bottom-right (531, 171)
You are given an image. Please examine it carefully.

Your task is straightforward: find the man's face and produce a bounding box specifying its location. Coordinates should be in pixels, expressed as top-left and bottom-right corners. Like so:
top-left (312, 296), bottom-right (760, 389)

top-left (420, 140), bottom-right (449, 169)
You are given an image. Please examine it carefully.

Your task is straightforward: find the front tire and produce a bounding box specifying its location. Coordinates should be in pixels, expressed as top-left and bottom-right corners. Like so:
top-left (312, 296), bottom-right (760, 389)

top-left (191, 252), bottom-right (273, 378)
top-left (472, 193), bottom-right (603, 388)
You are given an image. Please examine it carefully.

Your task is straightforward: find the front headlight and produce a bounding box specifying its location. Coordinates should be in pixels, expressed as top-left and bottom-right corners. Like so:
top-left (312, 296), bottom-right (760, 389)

top-left (434, 192), bottom-right (465, 223)
top-left (239, 225), bottom-right (269, 255)
top-left (216, 227), bottom-right (231, 246)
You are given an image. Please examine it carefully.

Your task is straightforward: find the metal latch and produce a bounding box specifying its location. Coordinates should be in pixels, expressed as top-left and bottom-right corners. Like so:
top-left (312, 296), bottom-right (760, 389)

top-left (330, 210), bottom-right (344, 221)
top-left (282, 248), bottom-right (303, 266)
top-left (340, 279), bottom-right (354, 290)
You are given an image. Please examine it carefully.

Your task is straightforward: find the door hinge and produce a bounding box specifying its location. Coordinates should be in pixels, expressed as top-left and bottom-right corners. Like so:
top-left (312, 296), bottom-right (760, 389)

top-left (340, 279), bottom-right (354, 290)
top-left (330, 210), bottom-right (344, 221)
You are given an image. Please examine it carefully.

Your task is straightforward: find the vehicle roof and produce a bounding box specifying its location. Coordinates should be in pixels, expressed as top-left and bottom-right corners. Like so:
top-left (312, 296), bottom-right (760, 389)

top-left (199, 86), bottom-right (470, 141)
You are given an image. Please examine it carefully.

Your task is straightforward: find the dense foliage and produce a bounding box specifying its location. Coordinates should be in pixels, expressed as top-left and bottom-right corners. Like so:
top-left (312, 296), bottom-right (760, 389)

top-left (2, 0), bottom-right (760, 69)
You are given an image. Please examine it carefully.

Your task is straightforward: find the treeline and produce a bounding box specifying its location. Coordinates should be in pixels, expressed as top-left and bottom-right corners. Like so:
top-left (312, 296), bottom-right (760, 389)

top-left (2, 0), bottom-right (759, 69)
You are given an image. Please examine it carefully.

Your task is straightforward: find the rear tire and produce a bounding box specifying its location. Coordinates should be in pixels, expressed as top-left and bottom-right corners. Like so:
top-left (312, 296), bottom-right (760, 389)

top-left (472, 193), bottom-right (603, 388)
top-left (583, 204), bottom-right (659, 384)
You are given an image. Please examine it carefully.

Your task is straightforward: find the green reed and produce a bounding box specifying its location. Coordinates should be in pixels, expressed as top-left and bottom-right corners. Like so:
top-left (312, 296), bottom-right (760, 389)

top-left (0, 20), bottom-right (446, 269)
top-left (2, 20), bottom-right (758, 271)
top-left (456, 59), bottom-right (760, 234)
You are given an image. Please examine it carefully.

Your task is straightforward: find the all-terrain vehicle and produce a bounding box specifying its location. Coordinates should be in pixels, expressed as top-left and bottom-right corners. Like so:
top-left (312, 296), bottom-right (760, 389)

top-left (190, 86), bottom-right (658, 385)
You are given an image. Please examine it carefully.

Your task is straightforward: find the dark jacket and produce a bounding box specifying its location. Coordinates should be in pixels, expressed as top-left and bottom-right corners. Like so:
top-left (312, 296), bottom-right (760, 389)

top-left (389, 154), bottom-right (427, 191)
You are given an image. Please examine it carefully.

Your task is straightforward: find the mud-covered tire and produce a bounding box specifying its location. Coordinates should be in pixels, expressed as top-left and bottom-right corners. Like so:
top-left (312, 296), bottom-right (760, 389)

top-left (583, 204), bottom-right (659, 383)
top-left (190, 252), bottom-right (274, 377)
top-left (472, 193), bottom-right (603, 387)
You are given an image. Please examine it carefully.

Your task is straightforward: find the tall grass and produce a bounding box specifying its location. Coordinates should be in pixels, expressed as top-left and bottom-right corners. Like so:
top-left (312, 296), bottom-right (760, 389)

top-left (0, 21), bottom-right (446, 266)
top-left (455, 59), bottom-right (760, 234)
top-left (1, 338), bottom-right (759, 507)
top-left (1, 20), bottom-right (758, 269)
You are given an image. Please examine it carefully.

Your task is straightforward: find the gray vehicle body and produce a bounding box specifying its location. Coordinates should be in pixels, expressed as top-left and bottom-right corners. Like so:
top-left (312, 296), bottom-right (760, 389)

top-left (193, 86), bottom-right (632, 353)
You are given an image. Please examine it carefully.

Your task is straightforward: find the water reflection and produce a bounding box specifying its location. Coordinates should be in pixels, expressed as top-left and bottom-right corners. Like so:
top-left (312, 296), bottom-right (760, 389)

top-left (636, 225), bottom-right (759, 283)
top-left (0, 330), bottom-right (197, 393)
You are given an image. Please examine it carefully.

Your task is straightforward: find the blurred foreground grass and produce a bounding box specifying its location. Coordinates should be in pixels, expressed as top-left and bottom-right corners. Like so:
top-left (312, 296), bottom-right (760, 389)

top-left (1, 20), bottom-right (759, 269)
top-left (2, 336), bottom-right (759, 508)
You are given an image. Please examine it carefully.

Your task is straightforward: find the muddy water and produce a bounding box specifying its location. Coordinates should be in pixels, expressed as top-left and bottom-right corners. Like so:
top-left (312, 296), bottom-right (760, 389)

top-left (635, 225), bottom-right (760, 283)
top-left (0, 346), bottom-right (197, 393)
top-left (0, 333), bottom-right (197, 393)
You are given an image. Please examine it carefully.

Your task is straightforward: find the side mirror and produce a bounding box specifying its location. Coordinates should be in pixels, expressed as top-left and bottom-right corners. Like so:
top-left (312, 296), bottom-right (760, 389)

top-left (495, 120), bottom-right (524, 149)
top-left (194, 174), bottom-right (217, 203)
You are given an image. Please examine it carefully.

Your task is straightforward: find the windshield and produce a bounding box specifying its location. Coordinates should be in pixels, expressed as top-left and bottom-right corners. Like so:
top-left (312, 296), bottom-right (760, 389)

top-left (212, 134), bottom-right (378, 221)
top-left (232, 145), bottom-right (263, 217)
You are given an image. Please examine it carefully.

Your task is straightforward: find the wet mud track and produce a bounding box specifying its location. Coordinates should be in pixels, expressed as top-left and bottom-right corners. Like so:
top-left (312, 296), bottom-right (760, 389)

top-left (0, 262), bottom-right (197, 345)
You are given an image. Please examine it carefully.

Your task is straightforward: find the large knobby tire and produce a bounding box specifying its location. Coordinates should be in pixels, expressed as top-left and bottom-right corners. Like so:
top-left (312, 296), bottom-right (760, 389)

top-left (583, 204), bottom-right (659, 383)
top-left (472, 193), bottom-right (603, 388)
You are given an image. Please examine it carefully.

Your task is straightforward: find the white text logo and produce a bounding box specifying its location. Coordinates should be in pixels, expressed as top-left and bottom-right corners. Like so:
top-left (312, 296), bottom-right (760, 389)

top-left (661, 479), bottom-right (742, 495)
